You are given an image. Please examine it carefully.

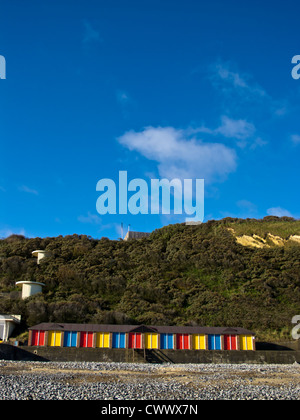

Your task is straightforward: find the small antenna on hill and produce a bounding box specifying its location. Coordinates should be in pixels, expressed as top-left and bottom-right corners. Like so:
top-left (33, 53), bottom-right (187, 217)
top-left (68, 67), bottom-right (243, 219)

top-left (121, 223), bottom-right (123, 240)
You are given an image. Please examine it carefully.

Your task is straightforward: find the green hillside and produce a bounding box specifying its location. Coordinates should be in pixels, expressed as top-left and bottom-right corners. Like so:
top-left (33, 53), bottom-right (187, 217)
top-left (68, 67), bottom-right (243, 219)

top-left (0, 216), bottom-right (300, 342)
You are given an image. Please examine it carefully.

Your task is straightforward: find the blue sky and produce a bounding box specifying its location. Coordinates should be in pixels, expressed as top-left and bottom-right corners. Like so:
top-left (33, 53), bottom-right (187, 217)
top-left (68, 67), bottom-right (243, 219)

top-left (1, 0), bottom-right (300, 240)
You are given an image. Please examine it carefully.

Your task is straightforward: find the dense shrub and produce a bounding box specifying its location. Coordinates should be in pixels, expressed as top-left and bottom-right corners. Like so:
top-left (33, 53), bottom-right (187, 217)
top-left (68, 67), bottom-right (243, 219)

top-left (0, 218), bottom-right (299, 341)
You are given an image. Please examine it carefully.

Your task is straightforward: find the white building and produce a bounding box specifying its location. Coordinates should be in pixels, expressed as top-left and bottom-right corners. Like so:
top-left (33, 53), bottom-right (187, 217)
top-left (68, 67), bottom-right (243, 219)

top-left (15, 281), bottom-right (45, 300)
top-left (0, 315), bottom-right (21, 342)
top-left (32, 250), bottom-right (51, 264)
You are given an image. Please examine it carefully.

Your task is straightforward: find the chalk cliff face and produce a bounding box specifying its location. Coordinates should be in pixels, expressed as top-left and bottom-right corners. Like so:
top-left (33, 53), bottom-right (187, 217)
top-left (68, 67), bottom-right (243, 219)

top-left (290, 235), bottom-right (300, 244)
top-left (232, 232), bottom-right (300, 248)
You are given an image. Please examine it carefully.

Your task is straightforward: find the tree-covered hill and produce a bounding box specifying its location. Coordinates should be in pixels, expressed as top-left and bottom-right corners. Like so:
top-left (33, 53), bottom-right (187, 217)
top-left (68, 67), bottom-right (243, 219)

top-left (0, 216), bottom-right (300, 341)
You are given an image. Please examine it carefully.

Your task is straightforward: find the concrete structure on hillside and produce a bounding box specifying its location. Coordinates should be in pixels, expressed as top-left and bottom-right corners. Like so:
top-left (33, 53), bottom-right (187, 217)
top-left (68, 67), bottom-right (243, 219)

top-left (0, 315), bottom-right (21, 341)
top-left (16, 281), bottom-right (45, 300)
top-left (14, 249), bottom-right (49, 299)
top-left (124, 231), bottom-right (150, 241)
top-left (32, 250), bottom-right (52, 264)
top-left (185, 221), bottom-right (202, 226)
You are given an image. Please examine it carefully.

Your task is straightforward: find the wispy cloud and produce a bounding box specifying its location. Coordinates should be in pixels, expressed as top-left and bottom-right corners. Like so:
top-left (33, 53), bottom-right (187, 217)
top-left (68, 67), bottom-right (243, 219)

top-left (216, 116), bottom-right (257, 149)
top-left (202, 60), bottom-right (285, 149)
top-left (291, 134), bottom-right (300, 145)
top-left (116, 90), bottom-right (136, 119)
top-left (210, 60), bottom-right (267, 100)
top-left (78, 212), bottom-right (102, 225)
top-left (209, 60), bottom-right (289, 120)
top-left (77, 213), bottom-right (121, 237)
top-left (267, 207), bottom-right (294, 218)
top-left (0, 226), bottom-right (26, 238)
top-left (19, 185), bottom-right (39, 195)
top-left (249, 137), bottom-right (268, 150)
top-left (219, 200), bottom-right (259, 219)
top-left (192, 115), bottom-right (258, 149)
top-left (116, 90), bottom-right (131, 105)
top-left (237, 200), bottom-right (258, 214)
top-left (215, 116), bottom-right (256, 140)
top-left (82, 20), bottom-right (102, 45)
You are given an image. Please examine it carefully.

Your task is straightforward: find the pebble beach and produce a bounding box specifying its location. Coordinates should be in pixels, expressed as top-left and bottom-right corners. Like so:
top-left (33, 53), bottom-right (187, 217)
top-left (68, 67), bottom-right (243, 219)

top-left (0, 361), bottom-right (299, 400)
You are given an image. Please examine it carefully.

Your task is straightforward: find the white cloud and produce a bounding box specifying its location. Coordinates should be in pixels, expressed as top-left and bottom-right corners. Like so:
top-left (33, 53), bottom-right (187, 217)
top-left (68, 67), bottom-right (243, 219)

top-left (117, 126), bottom-right (237, 183)
top-left (267, 207), bottom-right (294, 218)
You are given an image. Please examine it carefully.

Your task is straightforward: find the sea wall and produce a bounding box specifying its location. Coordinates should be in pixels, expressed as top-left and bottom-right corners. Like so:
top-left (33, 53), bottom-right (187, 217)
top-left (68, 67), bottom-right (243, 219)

top-left (1, 344), bottom-right (300, 364)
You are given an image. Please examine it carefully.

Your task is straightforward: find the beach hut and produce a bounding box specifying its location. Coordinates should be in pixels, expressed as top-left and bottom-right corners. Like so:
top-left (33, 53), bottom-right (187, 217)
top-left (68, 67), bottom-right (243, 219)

top-left (176, 333), bottom-right (190, 350)
top-left (28, 323), bottom-right (256, 353)
top-left (160, 333), bottom-right (175, 350)
top-left (63, 331), bottom-right (78, 348)
top-left (208, 334), bottom-right (222, 350)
